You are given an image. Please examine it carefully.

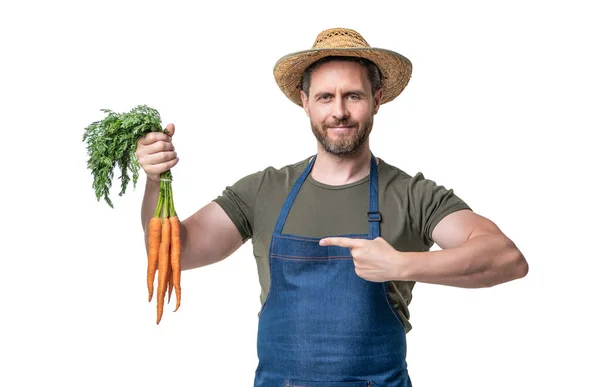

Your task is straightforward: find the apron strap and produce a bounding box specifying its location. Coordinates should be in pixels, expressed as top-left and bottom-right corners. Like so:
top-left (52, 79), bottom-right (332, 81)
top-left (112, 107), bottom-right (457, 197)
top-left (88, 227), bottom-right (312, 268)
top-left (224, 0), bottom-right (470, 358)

top-left (273, 153), bottom-right (381, 238)
top-left (368, 153), bottom-right (381, 239)
top-left (273, 155), bottom-right (316, 234)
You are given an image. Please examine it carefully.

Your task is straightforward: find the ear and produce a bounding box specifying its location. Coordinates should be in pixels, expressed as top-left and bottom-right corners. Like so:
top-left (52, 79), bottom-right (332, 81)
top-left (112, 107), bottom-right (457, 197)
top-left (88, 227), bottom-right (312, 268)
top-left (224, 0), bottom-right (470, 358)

top-left (372, 88), bottom-right (383, 115)
top-left (300, 90), bottom-right (310, 117)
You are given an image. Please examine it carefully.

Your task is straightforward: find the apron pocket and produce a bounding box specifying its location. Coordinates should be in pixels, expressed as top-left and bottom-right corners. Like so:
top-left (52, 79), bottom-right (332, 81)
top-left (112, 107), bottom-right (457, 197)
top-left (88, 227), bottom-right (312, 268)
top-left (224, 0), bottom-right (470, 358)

top-left (283, 380), bottom-right (371, 387)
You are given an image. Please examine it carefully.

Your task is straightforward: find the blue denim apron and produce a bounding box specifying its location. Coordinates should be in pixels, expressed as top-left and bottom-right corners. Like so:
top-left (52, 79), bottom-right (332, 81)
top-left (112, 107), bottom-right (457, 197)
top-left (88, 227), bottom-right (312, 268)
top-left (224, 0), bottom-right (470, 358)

top-left (254, 154), bottom-right (411, 387)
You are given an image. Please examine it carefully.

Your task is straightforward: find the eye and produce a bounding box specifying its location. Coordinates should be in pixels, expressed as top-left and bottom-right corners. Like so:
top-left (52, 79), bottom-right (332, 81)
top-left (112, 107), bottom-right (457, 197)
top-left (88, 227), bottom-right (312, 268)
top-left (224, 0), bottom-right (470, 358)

top-left (347, 94), bottom-right (360, 101)
top-left (317, 94), bottom-right (332, 103)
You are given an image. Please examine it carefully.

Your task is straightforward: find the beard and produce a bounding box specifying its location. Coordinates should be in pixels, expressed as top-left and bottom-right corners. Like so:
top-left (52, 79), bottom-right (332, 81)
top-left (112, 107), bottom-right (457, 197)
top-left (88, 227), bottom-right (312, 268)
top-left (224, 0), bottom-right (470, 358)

top-left (311, 116), bottom-right (372, 157)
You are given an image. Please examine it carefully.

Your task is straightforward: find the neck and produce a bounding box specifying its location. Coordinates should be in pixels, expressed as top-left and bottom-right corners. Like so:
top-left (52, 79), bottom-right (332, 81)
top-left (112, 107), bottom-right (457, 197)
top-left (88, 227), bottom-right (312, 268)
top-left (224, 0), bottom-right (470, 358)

top-left (310, 141), bottom-right (374, 186)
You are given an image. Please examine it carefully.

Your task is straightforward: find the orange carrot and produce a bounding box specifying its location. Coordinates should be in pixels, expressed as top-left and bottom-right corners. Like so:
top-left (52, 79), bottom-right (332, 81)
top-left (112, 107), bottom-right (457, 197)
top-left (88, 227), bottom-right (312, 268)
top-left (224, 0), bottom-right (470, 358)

top-left (156, 217), bottom-right (171, 324)
top-left (167, 259), bottom-right (173, 304)
top-left (147, 217), bottom-right (162, 302)
top-left (170, 216), bottom-right (181, 311)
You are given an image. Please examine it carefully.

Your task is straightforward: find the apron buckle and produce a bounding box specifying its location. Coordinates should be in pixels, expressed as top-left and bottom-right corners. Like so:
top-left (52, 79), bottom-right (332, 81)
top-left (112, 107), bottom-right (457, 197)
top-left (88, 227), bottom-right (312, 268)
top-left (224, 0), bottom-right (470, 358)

top-left (367, 211), bottom-right (382, 222)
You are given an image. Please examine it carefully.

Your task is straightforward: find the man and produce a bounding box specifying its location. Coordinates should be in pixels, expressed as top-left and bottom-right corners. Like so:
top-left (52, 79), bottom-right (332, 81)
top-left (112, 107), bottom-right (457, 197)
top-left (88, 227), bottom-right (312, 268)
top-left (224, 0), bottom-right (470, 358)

top-left (136, 28), bottom-right (528, 387)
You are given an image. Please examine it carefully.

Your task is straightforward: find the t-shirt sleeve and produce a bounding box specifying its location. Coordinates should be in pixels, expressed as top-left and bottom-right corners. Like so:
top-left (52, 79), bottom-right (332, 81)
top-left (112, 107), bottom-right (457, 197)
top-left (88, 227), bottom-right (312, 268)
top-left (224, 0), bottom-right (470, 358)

top-left (407, 172), bottom-right (472, 247)
top-left (212, 170), bottom-right (266, 243)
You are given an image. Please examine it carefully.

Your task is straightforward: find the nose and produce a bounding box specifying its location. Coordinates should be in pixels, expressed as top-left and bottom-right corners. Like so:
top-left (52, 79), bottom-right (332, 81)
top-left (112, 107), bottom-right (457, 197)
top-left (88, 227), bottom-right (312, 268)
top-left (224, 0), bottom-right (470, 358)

top-left (331, 97), bottom-right (349, 121)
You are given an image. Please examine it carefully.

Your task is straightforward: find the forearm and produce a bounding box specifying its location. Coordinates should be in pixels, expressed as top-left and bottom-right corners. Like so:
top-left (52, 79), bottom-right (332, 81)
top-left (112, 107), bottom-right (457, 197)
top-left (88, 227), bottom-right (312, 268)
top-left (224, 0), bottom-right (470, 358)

top-left (399, 234), bottom-right (528, 288)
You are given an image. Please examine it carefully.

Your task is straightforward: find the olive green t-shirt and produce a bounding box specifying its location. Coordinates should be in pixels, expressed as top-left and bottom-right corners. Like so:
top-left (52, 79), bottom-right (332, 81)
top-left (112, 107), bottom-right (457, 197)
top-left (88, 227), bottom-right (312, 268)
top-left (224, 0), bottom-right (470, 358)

top-left (213, 156), bottom-right (471, 333)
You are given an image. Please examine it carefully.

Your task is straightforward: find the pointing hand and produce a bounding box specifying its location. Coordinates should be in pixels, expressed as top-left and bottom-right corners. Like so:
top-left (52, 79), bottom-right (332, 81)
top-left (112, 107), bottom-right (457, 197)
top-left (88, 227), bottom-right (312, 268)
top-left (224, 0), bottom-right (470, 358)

top-left (319, 237), bottom-right (404, 282)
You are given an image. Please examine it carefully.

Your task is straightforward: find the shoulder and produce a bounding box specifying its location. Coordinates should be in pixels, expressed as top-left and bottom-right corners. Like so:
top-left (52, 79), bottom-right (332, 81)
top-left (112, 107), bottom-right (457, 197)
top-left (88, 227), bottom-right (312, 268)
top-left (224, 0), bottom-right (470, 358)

top-left (257, 156), bottom-right (311, 187)
top-left (227, 156), bottom-right (310, 189)
top-left (378, 158), bottom-right (428, 193)
top-left (378, 158), bottom-right (413, 182)
top-left (263, 156), bottom-right (311, 176)
top-left (378, 158), bottom-right (446, 192)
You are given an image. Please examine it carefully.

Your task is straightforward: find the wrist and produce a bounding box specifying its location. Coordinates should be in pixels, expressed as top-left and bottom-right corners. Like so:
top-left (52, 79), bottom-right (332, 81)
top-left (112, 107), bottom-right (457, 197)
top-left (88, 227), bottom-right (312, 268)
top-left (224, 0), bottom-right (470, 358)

top-left (146, 174), bottom-right (161, 184)
top-left (393, 250), bottom-right (418, 282)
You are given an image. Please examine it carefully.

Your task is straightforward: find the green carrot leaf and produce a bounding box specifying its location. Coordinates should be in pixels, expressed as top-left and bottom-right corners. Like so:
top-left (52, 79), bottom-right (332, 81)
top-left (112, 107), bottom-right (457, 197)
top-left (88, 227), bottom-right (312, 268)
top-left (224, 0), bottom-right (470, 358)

top-left (83, 104), bottom-right (166, 207)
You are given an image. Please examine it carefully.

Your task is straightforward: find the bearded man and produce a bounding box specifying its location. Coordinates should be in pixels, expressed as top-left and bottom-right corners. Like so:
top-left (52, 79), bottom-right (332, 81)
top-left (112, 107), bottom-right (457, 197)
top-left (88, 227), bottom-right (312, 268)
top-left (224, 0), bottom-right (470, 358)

top-left (136, 28), bottom-right (528, 387)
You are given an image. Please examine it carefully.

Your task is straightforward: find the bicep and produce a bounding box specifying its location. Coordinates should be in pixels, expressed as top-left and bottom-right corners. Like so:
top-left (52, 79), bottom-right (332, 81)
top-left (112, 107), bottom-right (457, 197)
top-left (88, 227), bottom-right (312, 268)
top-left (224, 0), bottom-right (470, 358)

top-left (431, 209), bottom-right (502, 249)
top-left (180, 202), bottom-right (244, 270)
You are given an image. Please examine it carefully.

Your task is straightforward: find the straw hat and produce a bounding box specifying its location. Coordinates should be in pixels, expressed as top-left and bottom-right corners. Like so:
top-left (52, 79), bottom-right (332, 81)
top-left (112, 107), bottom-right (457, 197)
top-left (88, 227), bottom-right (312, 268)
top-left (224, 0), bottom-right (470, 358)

top-left (273, 27), bottom-right (412, 107)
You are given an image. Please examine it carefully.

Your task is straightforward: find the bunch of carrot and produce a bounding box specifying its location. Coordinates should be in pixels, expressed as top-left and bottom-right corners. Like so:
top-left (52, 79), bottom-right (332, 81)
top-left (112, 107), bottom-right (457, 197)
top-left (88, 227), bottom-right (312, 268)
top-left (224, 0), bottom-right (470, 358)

top-left (147, 170), bottom-right (181, 324)
top-left (82, 105), bottom-right (182, 325)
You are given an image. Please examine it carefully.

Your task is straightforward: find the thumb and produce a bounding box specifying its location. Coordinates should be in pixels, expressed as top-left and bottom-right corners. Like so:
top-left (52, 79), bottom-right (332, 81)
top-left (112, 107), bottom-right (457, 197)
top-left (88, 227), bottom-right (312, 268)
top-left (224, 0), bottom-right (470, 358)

top-left (165, 123), bottom-right (175, 137)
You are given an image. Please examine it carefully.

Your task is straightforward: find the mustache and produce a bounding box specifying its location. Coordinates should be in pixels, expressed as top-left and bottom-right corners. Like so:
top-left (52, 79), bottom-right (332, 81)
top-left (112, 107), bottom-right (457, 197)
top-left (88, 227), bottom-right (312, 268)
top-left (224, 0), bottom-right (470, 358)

top-left (323, 118), bottom-right (358, 129)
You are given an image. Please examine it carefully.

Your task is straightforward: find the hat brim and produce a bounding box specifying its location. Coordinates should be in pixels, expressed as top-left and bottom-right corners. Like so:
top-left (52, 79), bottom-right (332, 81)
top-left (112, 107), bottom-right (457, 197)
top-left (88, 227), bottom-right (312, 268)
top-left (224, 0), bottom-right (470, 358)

top-left (273, 47), bottom-right (412, 107)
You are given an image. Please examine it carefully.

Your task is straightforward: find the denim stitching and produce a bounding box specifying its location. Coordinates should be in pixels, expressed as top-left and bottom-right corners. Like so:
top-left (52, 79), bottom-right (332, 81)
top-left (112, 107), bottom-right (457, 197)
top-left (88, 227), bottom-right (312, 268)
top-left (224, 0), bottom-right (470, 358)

top-left (257, 235), bottom-right (277, 318)
top-left (284, 382), bottom-right (371, 387)
top-left (271, 255), bottom-right (353, 261)
top-left (271, 253), bottom-right (353, 261)
top-left (274, 234), bottom-right (368, 242)
top-left (382, 282), bottom-right (405, 328)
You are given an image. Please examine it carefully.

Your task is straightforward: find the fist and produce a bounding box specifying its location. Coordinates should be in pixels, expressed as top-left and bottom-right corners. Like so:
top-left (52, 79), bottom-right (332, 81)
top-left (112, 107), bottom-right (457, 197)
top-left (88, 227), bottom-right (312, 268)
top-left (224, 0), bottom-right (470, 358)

top-left (135, 123), bottom-right (179, 182)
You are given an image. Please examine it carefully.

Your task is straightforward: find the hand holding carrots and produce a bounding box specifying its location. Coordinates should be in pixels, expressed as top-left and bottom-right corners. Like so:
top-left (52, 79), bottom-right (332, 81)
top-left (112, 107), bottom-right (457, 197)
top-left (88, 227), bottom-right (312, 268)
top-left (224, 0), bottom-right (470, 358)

top-left (84, 106), bottom-right (182, 325)
top-left (138, 123), bottom-right (182, 324)
top-left (136, 123), bottom-right (179, 182)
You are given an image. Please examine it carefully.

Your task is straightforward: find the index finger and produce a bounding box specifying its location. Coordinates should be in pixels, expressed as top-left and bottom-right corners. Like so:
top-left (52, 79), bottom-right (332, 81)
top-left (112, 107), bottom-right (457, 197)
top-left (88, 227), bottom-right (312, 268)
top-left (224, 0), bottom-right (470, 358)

top-left (138, 131), bottom-right (171, 146)
top-left (319, 237), bottom-right (362, 248)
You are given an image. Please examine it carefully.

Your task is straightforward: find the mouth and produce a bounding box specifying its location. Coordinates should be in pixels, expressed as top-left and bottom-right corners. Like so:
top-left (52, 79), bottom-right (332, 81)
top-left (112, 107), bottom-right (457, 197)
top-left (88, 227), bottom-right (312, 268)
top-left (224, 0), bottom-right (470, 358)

top-left (326, 125), bottom-right (356, 131)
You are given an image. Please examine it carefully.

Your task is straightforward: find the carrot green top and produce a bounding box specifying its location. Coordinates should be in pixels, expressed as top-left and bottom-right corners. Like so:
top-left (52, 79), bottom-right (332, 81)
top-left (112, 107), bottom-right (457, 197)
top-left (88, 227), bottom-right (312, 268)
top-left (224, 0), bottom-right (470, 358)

top-left (82, 105), bottom-right (167, 208)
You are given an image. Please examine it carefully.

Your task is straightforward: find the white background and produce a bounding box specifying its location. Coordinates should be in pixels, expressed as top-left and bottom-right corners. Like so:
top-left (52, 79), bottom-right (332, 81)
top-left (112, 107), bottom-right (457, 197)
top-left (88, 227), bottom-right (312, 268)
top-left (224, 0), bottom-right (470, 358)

top-left (1, 0), bottom-right (598, 386)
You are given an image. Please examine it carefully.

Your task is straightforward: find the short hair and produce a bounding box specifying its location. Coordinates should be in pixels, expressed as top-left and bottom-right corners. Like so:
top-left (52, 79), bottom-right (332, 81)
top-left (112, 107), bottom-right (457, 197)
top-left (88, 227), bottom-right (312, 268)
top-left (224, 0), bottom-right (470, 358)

top-left (300, 56), bottom-right (383, 98)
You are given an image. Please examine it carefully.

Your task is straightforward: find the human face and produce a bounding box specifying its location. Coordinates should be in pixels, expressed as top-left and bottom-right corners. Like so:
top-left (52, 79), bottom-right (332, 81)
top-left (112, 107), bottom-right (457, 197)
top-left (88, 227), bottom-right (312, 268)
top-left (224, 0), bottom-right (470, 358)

top-left (300, 60), bottom-right (382, 157)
